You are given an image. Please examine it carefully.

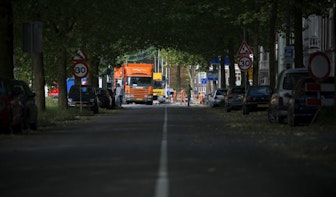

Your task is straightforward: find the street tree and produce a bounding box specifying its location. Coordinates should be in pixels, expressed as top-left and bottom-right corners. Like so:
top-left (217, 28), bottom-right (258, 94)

top-left (0, 0), bottom-right (14, 78)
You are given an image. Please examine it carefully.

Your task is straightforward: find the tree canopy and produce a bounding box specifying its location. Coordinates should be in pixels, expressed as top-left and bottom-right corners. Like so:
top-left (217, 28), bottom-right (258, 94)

top-left (0, 0), bottom-right (332, 109)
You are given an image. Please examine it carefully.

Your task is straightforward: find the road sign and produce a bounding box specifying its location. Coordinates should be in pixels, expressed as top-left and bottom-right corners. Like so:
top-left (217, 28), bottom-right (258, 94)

top-left (73, 62), bottom-right (89, 78)
top-left (238, 56), bottom-right (252, 71)
top-left (237, 40), bottom-right (253, 56)
top-left (77, 50), bottom-right (88, 60)
top-left (207, 71), bottom-right (218, 81)
top-left (308, 51), bottom-right (331, 82)
top-left (284, 46), bottom-right (294, 64)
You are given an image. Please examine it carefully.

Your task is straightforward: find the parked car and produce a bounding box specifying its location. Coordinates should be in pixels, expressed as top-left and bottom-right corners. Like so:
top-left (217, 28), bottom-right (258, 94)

top-left (67, 85), bottom-right (99, 114)
top-left (209, 88), bottom-right (227, 107)
top-left (225, 87), bottom-right (245, 112)
top-left (0, 77), bottom-right (24, 133)
top-left (268, 68), bottom-right (308, 123)
top-left (287, 77), bottom-right (334, 126)
top-left (242, 85), bottom-right (272, 115)
top-left (48, 88), bottom-right (59, 98)
top-left (97, 88), bottom-right (113, 109)
top-left (12, 79), bottom-right (38, 130)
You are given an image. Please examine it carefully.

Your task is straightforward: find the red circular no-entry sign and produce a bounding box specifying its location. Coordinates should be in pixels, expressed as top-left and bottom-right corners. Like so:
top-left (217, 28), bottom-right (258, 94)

top-left (308, 51), bottom-right (331, 82)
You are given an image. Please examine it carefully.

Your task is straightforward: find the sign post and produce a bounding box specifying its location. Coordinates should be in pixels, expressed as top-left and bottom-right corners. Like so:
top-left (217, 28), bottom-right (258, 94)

top-left (72, 51), bottom-right (89, 112)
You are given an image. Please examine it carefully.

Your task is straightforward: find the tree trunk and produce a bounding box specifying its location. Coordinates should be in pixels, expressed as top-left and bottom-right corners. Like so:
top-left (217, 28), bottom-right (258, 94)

top-left (187, 66), bottom-right (193, 89)
top-left (334, 2), bottom-right (336, 112)
top-left (294, 0), bottom-right (303, 68)
top-left (269, 0), bottom-right (278, 89)
top-left (176, 64), bottom-right (181, 91)
top-left (252, 39), bottom-right (259, 86)
top-left (252, 2), bottom-right (260, 86)
top-left (88, 56), bottom-right (99, 88)
top-left (32, 52), bottom-right (45, 111)
top-left (57, 47), bottom-right (68, 110)
top-left (0, 0), bottom-right (13, 78)
top-left (220, 55), bottom-right (226, 88)
top-left (228, 39), bottom-right (236, 87)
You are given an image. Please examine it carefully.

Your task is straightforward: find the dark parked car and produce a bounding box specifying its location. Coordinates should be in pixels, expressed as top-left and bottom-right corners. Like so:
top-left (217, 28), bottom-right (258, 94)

top-left (242, 85), bottom-right (272, 115)
top-left (287, 77), bottom-right (334, 126)
top-left (0, 77), bottom-right (24, 133)
top-left (225, 87), bottom-right (245, 112)
top-left (12, 80), bottom-right (38, 130)
top-left (209, 88), bottom-right (227, 107)
top-left (68, 85), bottom-right (99, 114)
top-left (97, 88), bottom-right (113, 109)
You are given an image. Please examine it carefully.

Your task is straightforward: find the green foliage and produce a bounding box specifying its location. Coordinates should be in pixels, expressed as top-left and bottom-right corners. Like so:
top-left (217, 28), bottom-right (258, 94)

top-left (161, 48), bottom-right (207, 70)
top-left (11, 0), bottom-right (333, 84)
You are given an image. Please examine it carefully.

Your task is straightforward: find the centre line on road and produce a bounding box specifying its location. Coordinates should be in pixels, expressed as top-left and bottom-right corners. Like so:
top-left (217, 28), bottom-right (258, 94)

top-left (154, 106), bottom-right (169, 197)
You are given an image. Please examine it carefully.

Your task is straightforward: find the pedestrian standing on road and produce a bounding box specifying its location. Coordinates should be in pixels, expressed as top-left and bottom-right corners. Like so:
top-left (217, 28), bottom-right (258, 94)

top-left (186, 84), bottom-right (192, 107)
top-left (199, 92), bottom-right (203, 104)
top-left (180, 89), bottom-right (186, 105)
top-left (115, 83), bottom-right (124, 107)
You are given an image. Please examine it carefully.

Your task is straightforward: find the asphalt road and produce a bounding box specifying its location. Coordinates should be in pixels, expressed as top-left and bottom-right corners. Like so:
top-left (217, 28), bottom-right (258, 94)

top-left (0, 104), bottom-right (335, 197)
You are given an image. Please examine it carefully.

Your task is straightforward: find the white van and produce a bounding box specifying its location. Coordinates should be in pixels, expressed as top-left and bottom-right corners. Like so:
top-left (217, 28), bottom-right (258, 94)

top-left (268, 68), bottom-right (309, 123)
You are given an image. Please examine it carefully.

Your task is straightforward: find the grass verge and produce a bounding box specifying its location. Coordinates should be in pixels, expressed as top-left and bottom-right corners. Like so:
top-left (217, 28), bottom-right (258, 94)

top-left (37, 98), bottom-right (98, 130)
top-left (210, 107), bottom-right (336, 171)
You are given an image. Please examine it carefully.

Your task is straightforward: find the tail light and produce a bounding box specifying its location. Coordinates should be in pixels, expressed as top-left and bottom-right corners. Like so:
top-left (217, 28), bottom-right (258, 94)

top-left (228, 94), bottom-right (233, 99)
top-left (246, 96), bottom-right (253, 102)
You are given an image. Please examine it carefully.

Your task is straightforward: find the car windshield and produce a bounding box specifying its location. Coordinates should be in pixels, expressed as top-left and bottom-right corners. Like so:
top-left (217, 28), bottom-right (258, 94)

top-left (283, 73), bottom-right (308, 90)
top-left (231, 88), bottom-right (245, 93)
top-left (153, 80), bottom-right (164, 89)
top-left (69, 86), bottom-right (95, 96)
top-left (216, 89), bottom-right (226, 95)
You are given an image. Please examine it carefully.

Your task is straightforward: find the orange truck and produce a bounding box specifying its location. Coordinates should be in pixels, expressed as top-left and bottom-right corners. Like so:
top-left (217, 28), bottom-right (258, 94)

top-left (114, 63), bottom-right (154, 105)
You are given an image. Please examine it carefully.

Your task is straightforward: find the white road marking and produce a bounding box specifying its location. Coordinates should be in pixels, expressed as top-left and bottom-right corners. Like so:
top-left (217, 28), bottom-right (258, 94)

top-left (154, 106), bottom-right (169, 197)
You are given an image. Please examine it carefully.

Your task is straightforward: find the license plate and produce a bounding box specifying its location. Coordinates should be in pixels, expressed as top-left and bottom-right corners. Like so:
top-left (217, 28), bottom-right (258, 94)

top-left (258, 103), bottom-right (269, 108)
top-left (137, 98), bottom-right (142, 101)
top-left (76, 104), bottom-right (87, 107)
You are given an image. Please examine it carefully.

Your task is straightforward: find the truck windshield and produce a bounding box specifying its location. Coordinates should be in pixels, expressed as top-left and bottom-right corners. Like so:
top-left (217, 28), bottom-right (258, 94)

top-left (154, 80), bottom-right (164, 89)
top-left (127, 77), bottom-right (152, 87)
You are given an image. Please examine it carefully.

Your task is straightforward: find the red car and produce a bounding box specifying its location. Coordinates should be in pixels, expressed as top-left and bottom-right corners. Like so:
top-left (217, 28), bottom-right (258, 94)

top-left (48, 87), bottom-right (59, 98)
top-left (0, 77), bottom-right (24, 133)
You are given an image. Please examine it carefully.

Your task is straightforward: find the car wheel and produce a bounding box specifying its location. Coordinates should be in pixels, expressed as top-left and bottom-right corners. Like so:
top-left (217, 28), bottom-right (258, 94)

top-left (243, 105), bottom-right (249, 115)
top-left (23, 114), bottom-right (29, 130)
top-left (12, 122), bottom-right (23, 134)
top-left (288, 107), bottom-right (296, 127)
top-left (93, 105), bottom-right (99, 114)
top-left (30, 122), bottom-right (37, 130)
top-left (267, 109), bottom-right (276, 123)
top-left (277, 115), bottom-right (285, 124)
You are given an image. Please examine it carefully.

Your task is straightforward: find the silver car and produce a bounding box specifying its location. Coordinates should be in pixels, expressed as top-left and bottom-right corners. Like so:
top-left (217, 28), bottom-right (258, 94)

top-left (209, 88), bottom-right (227, 107)
top-left (268, 68), bottom-right (308, 123)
